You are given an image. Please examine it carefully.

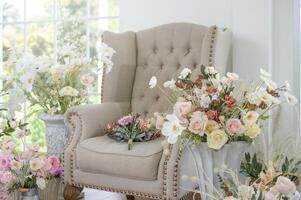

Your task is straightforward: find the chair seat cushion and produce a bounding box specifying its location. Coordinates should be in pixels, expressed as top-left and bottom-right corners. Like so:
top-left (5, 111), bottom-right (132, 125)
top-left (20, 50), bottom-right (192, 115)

top-left (76, 136), bottom-right (164, 181)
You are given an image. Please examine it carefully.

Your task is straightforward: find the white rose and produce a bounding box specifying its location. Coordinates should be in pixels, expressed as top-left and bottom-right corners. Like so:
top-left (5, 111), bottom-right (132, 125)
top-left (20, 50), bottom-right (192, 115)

top-left (179, 68), bottom-right (191, 79)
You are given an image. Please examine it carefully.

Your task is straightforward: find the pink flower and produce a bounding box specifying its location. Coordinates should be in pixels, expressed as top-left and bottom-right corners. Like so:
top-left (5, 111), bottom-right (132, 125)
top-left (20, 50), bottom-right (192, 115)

top-left (206, 110), bottom-right (218, 120)
top-left (48, 155), bottom-right (60, 175)
top-left (156, 116), bottom-right (165, 129)
top-left (135, 117), bottom-right (145, 129)
top-left (188, 112), bottom-right (208, 136)
top-left (0, 156), bottom-right (11, 170)
top-left (117, 115), bottom-right (133, 126)
top-left (0, 171), bottom-right (14, 184)
top-left (173, 101), bottom-right (192, 123)
top-left (264, 191), bottom-right (277, 200)
top-left (0, 191), bottom-right (11, 200)
top-left (206, 86), bottom-right (217, 94)
top-left (226, 118), bottom-right (245, 135)
top-left (275, 176), bottom-right (296, 196)
top-left (225, 95), bottom-right (236, 109)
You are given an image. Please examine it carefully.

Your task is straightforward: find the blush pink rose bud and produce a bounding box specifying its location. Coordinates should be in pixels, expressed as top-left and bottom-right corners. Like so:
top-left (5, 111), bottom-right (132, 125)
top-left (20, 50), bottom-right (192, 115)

top-left (226, 118), bottom-right (245, 135)
top-left (173, 101), bottom-right (192, 123)
top-left (275, 176), bottom-right (296, 196)
top-left (156, 116), bottom-right (165, 129)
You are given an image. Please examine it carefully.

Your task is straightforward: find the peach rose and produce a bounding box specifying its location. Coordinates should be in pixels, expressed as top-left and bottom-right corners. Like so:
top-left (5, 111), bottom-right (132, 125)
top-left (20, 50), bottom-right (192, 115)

top-left (173, 101), bottom-right (192, 123)
top-left (275, 176), bottom-right (296, 196)
top-left (188, 111), bottom-right (208, 135)
top-left (226, 118), bottom-right (245, 135)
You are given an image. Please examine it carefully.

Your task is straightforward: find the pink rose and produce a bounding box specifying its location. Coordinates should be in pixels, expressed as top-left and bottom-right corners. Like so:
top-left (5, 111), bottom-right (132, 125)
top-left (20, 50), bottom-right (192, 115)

top-left (275, 176), bottom-right (296, 195)
top-left (173, 101), bottom-right (192, 123)
top-left (226, 118), bottom-right (245, 135)
top-left (206, 110), bottom-right (218, 120)
top-left (117, 115), bottom-right (133, 126)
top-left (156, 116), bottom-right (165, 129)
top-left (264, 191), bottom-right (277, 200)
top-left (48, 155), bottom-right (60, 175)
top-left (188, 111), bottom-right (208, 135)
top-left (0, 155), bottom-right (11, 170)
top-left (206, 86), bottom-right (217, 94)
top-left (225, 95), bottom-right (236, 109)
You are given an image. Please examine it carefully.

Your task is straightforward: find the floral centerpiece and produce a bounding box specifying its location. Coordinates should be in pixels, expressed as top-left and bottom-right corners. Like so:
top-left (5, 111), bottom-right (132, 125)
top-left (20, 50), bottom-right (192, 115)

top-left (0, 134), bottom-right (61, 198)
top-left (150, 65), bottom-right (297, 150)
top-left (105, 113), bottom-right (160, 150)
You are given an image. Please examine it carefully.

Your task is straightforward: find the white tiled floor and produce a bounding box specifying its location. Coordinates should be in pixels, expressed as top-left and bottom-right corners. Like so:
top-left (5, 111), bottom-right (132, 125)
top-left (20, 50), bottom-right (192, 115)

top-left (84, 188), bottom-right (127, 200)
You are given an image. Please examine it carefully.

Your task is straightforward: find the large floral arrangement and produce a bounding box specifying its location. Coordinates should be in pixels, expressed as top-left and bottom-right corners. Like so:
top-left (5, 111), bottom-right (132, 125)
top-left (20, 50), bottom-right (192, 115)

top-left (105, 113), bottom-right (159, 150)
top-left (150, 65), bottom-right (297, 150)
top-left (2, 39), bottom-right (115, 115)
top-left (0, 134), bottom-right (61, 194)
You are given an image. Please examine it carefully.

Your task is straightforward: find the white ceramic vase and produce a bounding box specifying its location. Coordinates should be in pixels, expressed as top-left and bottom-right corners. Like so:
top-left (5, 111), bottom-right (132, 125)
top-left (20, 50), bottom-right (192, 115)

top-left (188, 141), bottom-right (250, 200)
top-left (39, 113), bottom-right (68, 157)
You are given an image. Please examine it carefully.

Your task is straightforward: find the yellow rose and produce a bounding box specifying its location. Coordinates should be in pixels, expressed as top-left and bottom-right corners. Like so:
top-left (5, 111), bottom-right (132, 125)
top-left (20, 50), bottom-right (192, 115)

top-left (207, 129), bottom-right (228, 150)
top-left (205, 120), bottom-right (220, 134)
top-left (244, 124), bottom-right (261, 138)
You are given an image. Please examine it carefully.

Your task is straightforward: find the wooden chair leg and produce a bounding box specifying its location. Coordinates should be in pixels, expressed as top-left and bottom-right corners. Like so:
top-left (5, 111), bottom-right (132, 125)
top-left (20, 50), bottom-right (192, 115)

top-left (63, 184), bottom-right (84, 200)
top-left (126, 195), bottom-right (135, 200)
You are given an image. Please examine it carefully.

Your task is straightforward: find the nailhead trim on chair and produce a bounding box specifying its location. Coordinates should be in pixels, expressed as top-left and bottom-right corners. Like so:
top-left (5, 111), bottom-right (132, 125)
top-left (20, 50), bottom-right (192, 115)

top-left (208, 25), bottom-right (217, 66)
top-left (162, 144), bottom-right (173, 200)
top-left (172, 147), bottom-right (184, 199)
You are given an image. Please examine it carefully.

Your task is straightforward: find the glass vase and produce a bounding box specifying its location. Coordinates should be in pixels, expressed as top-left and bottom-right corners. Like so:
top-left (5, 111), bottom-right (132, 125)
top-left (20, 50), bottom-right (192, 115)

top-left (20, 188), bottom-right (40, 200)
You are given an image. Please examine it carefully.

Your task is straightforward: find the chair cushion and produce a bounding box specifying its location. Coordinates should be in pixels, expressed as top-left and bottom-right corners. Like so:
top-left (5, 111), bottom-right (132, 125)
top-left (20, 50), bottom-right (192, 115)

top-left (76, 136), bottom-right (164, 181)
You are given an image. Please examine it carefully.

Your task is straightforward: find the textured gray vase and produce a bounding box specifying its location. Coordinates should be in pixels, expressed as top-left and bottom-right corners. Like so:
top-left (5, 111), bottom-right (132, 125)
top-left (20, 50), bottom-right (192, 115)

top-left (189, 141), bottom-right (250, 200)
top-left (40, 113), bottom-right (68, 157)
top-left (20, 188), bottom-right (40, 200)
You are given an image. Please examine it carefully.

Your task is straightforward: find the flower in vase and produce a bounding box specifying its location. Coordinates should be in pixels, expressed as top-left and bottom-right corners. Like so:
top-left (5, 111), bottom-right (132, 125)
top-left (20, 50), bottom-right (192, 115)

top-left (205, 120), bottom-right (220, 134)
top-left (59, 86), bottom-right (79, 97)
top-left (48, 155), bottom-right (60, 175)
top-left (275, 176), bottom-right (296, 196)
top-left (244, 124), bottom-right (261, 138)
top-left (178, 68), bottom-right (191, 79)
top-left (30, 158), bottom-right (44, 171)
top-left (11, 160), bottom-right (22, 170)
top-left (161, 114), bottom-right (185, 144)
top-left (188, 111), bottom-right (208, 136)
top-left (19, 70), bottom-right (36, 92)
top-left (226, 72), bottom-right (239, 81)
top-left (163, 79), bottom-right (176, 90)
top-left (207, 129), bottom-right (228, 150)
top-left (173, 101), bottom-right (192, 124)
top-left (224, 95), bottom-right (236, 109)
top-left (80, 73), bottom-right (95, 87)
top-left (284, 92), bottom-right (298, 106)
top-left (117, 115), bottom-right (133, 126)
top-left (0, 191), bottom-right (11, 200)
top-left (149, 76), bottom-right (157, 88)
top-left (1, 139), bottom-right (16, 155)
top-left (243, 111), bottom-right (259, 126)
top-left (0, 156), bottom-right (11, 170)
top-left (226, 118), bottom-right (245, 135)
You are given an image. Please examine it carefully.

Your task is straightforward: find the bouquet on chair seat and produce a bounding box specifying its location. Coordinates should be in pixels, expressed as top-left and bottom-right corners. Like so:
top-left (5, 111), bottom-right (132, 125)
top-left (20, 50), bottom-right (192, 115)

top-left (105, 113), bottom-right (160, 150)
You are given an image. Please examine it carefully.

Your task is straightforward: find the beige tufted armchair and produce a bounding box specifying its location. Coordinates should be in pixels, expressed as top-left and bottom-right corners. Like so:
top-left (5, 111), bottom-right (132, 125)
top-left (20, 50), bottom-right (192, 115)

top-left (63, 23), bottom-right (232, 200)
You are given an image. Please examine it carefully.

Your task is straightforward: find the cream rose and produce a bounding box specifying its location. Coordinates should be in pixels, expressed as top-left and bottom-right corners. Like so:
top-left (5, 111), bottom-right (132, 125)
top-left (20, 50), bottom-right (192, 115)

top-left (244, 124), bottom-right (261, 138)
top-left (205, 120), bottom-right (220, 134)
top-left (238, 185), bottom-right (255, 200)
top-left (243, 111), bottom-right (259, 126)
top-left (207, 129), bottom-right (228, 150)
top-left (188, 111), bottom-right (208, 135)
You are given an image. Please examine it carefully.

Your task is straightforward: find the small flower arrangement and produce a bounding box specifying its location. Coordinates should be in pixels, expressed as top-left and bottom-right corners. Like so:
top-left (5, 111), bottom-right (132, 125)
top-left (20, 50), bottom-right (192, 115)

top-left (219, 153), bottom-right (301, 200)
top-left (105, 113), bottom-right (160, 150)
top-left (150, 65), bottom-right (297, 150)
top-left (2, 38), bottom-right (115, 115)
top-left (0, 136), bottom-right (61, 194)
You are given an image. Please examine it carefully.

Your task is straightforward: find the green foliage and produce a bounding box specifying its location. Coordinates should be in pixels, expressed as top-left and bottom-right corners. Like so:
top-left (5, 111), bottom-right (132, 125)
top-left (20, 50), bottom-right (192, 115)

top-left (240, 153), bottom-right (264, 180)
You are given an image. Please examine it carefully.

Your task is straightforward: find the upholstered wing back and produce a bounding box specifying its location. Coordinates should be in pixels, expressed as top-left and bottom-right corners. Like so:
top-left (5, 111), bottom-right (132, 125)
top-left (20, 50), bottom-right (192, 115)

top-left (102, 23), bottom-right (231, 117)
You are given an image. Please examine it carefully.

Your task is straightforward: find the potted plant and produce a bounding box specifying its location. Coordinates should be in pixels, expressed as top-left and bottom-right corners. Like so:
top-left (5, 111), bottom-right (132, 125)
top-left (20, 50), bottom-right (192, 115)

top-left (149, 65), bottom-right (297, 195)
top-left (2, 39), bottom-right (115, 157)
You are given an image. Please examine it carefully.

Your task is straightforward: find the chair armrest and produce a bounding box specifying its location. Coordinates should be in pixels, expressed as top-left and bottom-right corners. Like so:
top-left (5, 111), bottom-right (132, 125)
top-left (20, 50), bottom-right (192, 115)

top-left (64, 102), bottom-right (130, 144)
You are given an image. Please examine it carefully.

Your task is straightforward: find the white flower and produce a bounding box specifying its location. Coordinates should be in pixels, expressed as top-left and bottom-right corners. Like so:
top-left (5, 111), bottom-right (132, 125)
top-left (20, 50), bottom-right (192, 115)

top-left (257, 90), bottom-right (273, 105)
top-left (199, 94), bottom-right (211, 108)
top-left (51, 66), bottom-right (66, 78)
top-left (285, 80), bottom-right (291, 91)
top-left (243, 111), bottom-right (259, 126)
top-left (226, 72), bottom-right (239, 81)
top-left (16, 55), bottom-right (36, 73)
top-left (261, 76), bottom-right (277, 90)
top-left (19, 71), bottom-right (36, 92)
top-left (246, 92), bottom-right (261, 105)
top-left (204, 66), bottom-right (217, 75)
top-left (178, 68), bottom-right (191, 79)
top-left (59, 86), bottom-right (79, 97)
top-left (260, 68), bottom-right (271, 78)
top-left (161, 114), bottom-right (185, 144)
top-left (36, 177), bottom-right (46, 190)
top-left (163, 79), bottom-right (176, 90)
top-left (221, 76), bottom-right (231, 85)
top-left (80, 73), bottom-right (95, 87)
top-left (238, 185), bottom-right (255, 200)
top-left (284, 92), bottom-right (298, 106)
top-left (149, 76), bottom-right (157, 88)
top-left (96, 40), bottom-right (116, 74)
top-left (11, 160), bottom-right (22, 170)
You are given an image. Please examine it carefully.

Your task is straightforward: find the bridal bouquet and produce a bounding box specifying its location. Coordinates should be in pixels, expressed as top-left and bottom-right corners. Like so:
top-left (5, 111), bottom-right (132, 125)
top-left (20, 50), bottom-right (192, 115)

top-left (2, 39), bottom-right (115, 115)
top-left (0, 136), bottom-right (61, 193)
top-left (150, 65), bottom-right (297, 150)
top-left (105, 113), bottom-right (159, 150)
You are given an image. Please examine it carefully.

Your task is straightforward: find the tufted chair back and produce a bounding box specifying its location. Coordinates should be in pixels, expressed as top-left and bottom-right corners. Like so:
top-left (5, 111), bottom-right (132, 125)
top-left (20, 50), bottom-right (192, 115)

top-left (102, 23), bottom-right (229, 118)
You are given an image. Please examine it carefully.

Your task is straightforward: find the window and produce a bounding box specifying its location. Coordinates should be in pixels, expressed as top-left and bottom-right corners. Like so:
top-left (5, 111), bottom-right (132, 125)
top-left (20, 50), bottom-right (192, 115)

top-left (0, 0), bottom-right (120, 151)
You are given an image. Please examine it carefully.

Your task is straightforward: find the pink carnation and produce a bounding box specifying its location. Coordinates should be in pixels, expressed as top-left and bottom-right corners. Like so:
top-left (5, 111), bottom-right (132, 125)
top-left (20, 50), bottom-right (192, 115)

top-left (48, 155), bottom-right (60, 175)
top-left (117, 115), bottom-right (133, 126)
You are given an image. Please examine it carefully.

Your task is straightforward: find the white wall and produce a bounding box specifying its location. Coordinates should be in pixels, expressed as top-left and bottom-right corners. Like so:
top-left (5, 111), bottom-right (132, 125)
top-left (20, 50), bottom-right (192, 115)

top-left (120, 0), bottom-right (270, 80)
